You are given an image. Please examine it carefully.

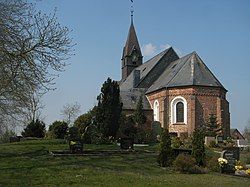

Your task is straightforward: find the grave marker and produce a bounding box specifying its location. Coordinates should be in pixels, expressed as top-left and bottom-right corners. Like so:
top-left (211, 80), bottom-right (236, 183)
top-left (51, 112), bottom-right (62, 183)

top-left (221, 147), bottom-right (240, 173)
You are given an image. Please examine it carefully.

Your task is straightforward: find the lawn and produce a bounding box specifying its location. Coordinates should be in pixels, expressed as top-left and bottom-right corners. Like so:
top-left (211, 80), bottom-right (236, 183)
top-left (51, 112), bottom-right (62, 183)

top-left (0, 139), bottom-right (249, 187)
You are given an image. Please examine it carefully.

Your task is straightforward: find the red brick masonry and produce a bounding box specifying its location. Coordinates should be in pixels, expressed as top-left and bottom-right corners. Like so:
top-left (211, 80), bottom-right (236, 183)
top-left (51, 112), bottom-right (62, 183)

top-left (146, 86), bottom-right (230, 138)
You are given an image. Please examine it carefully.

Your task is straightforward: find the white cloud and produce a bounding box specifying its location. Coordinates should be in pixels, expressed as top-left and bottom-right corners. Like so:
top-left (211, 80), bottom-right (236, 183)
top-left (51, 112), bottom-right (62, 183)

top-left (142, 43), bottom-right (157, 57)
top-left (141, 43), bottom-right (183, 58)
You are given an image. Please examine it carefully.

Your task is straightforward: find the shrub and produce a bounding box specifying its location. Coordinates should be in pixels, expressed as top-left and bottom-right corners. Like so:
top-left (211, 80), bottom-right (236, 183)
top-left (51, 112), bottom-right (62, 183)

top-left (45, 131), bottom-right (55, 139)
top-left (206, 156), bottom-right (220, 172)
top-left (82, 124), bottom-right (103, 144)
top-left (74, 108), bottom-right (96, 134)
top-left (171, 137), bottom-right (182, 148)
top-left (22, 119), bottom-right (45, 138)
top-left (181, 137), bottom-right (192, 149)
top-left (192, 129), bottom-right (205, 166)
top-left (245, 156), bottom-right (250, 164)
top-left (48, 121), bottom-right (68, 139)
top-left (209, 140), bottom-right (217, 148)
top-left (119, 115), bottom-right (137, 140)
top-left (189, 165), bottom-right (208, 174)
top-left (0, 130), bottom-right (16, 143)
top-left (157, 128), bottom-right (174, 167)
top-left (173, 154), bottom-right (196, 173)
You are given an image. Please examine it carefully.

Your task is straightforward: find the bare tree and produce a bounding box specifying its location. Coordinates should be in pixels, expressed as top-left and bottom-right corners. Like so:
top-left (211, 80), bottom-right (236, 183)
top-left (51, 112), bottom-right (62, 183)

top-left (243, 118), bottom-right (250, 141)
top-left (0, 0), bottom-right (74, 124)
top-left (21, 87), bottom-right (45, 124)
top-left (61, 102), bottom-right (81, 125)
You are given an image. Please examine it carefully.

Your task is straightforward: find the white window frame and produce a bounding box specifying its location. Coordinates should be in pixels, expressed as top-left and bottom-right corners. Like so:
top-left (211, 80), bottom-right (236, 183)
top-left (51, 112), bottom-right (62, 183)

top-left (171, 96), bottom-right (187, 124)
top-left (153, 100), bottom-right (159, 121)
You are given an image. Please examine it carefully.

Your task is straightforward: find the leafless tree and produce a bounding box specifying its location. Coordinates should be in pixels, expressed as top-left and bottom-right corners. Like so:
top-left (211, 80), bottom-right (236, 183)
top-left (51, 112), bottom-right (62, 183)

top-left (0, 0), bottom-right (74, 125)
top-left (21, 87), bottom-right (45, 124)
top-left (243, 118), bottom-right (250, 141)
top-left (61, 102), bottom-right (81, 125)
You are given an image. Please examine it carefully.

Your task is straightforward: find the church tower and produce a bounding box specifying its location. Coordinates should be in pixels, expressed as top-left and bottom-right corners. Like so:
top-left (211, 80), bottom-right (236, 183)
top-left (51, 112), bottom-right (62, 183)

top-left (121, 12), bottom-right (143, 80)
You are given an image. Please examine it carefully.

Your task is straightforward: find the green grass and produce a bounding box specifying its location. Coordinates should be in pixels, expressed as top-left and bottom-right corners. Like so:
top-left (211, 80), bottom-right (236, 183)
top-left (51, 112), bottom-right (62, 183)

top-left (0, 140), bottom-right (249, 187)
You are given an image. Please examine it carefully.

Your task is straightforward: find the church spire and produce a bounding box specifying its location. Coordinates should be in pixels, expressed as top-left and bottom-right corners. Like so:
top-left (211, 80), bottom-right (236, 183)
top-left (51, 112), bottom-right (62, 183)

top-left (121, 1), bottom-right (143, 80)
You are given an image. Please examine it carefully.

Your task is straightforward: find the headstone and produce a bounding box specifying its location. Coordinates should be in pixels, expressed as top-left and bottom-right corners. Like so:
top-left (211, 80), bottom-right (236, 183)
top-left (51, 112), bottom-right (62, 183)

top-left (120, 137), bottom-right (134, 150)
top-left (216, 135), bottom-right (223, 144)
top-left (69, 141), bottom-right (83, 154)
top-left (9, 136), bottom-right (22, 143)
top-left (173, 148), bottom-right (192, 158)
top-left (221, 147), bottom-right (240, 173)
top-left (204, 136), bottom-right (215, 146)
top-left (152, 121), bottom-right (162, 141)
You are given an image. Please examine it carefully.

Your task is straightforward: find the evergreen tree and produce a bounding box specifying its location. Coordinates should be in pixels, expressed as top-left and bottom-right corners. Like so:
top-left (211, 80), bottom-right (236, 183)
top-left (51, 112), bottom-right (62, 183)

top-left (22, 119), bottom-right (45, 138)
top-left (204, 114), bottom-right (221, 136)
top-left (192, 128), bottom-right (205, 166)
top-left (157, 128), bottom-right (174, 167)
top-left (133, 95), bottom-right (147, 129)
top-left (119, 115), bottom-right (137, 139)
top-left (133, 95), bottom-right (147, 143)
top-left (95, 78), bottom-right (123, 139)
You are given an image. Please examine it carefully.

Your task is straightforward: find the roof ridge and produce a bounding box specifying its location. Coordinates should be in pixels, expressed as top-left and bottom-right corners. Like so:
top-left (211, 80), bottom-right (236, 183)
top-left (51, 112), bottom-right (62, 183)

top-left (194, 53), bottom-right (225, 90)
top-left (145, 52), bottom-right (194, 94)
top-left (143, 47), bottom-right (171, 65)
top-left (191, 52), bottom-right (196, 85)
top-left (136, 48), bottom-right (172, 87)
top-left (161, 53), bottom-right (194, 87)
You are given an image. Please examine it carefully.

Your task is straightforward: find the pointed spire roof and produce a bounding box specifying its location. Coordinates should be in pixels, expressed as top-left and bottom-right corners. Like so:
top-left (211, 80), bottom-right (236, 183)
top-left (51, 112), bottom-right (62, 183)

top-left (146, 52), bottom-right (225, 94)
top-left (123, 22), bottom-right (142, 58)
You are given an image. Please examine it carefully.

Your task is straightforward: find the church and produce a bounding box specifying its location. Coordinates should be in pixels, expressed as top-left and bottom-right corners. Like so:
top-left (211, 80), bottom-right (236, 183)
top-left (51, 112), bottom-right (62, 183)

top-left (119, 15), bottom-right (230, 138)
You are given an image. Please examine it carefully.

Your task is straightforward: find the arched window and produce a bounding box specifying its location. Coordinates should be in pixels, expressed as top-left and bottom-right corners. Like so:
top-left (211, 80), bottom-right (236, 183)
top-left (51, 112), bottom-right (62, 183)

top-left (171, 96), bottom-right (187, 124)
top-left (176, 102), bottom-right (184, 122)
top-left (153, 100), bottom-right (159, 121)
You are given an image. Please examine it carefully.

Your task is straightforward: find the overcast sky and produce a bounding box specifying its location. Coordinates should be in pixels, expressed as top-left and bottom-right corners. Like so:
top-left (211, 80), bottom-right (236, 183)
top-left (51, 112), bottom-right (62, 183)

top-left (34, 0), bottom-right (250, 132)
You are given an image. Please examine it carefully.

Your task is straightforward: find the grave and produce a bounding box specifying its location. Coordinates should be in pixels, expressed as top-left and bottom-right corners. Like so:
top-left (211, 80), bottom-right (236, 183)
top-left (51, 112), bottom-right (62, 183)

top-left (221, 147), bottom-right (240, 173)
top-left (69, 141), bottom-right (83, 154)
top-left (216, 135), bottom-right (223, 144)
top-left (173, 148), bottom-right (192, 158)
top-left (120, 137), bottom-right (134, 150)
top-left (9, 136), bottom-right (22, 143)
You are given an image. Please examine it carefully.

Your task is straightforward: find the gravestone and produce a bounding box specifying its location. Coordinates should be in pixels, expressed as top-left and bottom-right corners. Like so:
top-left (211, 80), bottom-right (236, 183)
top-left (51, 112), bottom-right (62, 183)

top-left (69, 141), bottom-right (83, 154)
top-left (120, 137), bottom-right (134, 150)
top-left (216, 135), bottom-right (223, 144)
top-left (9, 136), bottom-right (22, 143)
top-left (152, 121), bottom-right (162, 141)
top-left (173, 148), bottom-right (192, 158)
top-left (221, 147), bottom-right (240, 173)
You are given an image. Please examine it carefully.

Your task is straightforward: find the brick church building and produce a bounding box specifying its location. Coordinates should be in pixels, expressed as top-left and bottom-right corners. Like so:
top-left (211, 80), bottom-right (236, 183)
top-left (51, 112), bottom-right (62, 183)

top-left (119, 18), bottom-right (230, 138)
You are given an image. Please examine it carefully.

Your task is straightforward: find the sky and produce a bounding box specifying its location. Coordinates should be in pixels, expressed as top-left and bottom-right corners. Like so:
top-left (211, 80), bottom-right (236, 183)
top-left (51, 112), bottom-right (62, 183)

top-left (33, 0), bottom-right (250, 132)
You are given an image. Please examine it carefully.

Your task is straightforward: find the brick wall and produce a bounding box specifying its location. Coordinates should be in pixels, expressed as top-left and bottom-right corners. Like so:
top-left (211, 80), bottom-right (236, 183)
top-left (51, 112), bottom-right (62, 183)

top-left (146, 86), bottom-right (230, 137)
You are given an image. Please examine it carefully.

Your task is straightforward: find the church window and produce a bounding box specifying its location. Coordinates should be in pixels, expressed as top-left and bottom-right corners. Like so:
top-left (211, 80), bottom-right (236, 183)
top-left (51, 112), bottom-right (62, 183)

top-left (171, 96), bottom-right (187, 124)
top-left (153, 100), bottom-right (159, 121)
top-left (176, 102), bottom-right (184, 122)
